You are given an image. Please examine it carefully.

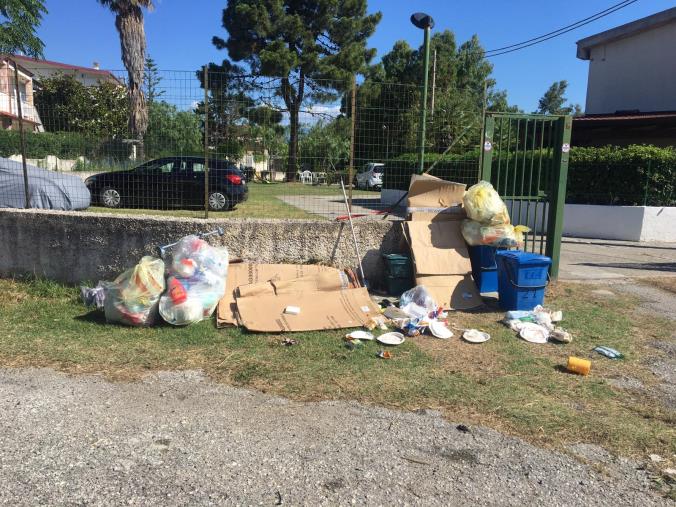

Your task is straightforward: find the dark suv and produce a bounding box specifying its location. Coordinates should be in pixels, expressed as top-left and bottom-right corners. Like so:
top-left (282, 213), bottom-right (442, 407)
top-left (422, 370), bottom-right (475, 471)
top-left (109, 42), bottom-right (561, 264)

top-left (85, 157), bottom-right (248, 211)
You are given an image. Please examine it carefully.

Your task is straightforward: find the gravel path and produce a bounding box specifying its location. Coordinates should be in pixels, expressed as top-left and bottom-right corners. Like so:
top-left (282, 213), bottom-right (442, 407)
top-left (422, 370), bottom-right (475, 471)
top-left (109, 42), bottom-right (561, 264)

top-left (0, 368), bottom-right (666, 506)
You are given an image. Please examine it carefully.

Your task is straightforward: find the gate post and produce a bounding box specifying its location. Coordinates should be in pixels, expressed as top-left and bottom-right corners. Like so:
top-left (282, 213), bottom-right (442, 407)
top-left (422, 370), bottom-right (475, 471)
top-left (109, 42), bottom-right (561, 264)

top-left (546, 115), bottom-right (572, 278)
top-left (480, 115), bottom-right (495, 182)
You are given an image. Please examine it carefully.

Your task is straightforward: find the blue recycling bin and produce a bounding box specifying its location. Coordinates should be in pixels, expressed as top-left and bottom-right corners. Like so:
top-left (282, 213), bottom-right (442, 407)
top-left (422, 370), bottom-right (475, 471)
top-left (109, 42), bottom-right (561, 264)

top-left (468, 245), bottom-right (499, 293)
top-left (496, 251), bottom-right (552, 311)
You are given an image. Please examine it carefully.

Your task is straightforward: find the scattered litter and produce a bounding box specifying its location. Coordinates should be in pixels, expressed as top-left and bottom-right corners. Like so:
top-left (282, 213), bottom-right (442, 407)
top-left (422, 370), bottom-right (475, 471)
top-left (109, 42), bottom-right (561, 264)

top-left (365, 315), bottom-right (389, 331)
top-left (345, 338), bottom-right (364, 350)
top-left (550, 328), bottom-right (573, 343)
top-left (519, 322), bottom-right (550, 344)
top-left (383, 306), bottom-right (411, 320)
top-left (376, 332), bottom-right (406, 346)
top-left (462, 329), bottom-right (490, 344)
top-left (377, 350), bottom-right (392, 359)
top-left (102, 256), bottom-right (166, 326)
top-left (594, 346), bottom-right (623, 359)
top-left (567, 356), bottom-right (592, 376)
top-left (80, 283), bottom-right (105, 309)
top-left (399, 285), bottom-right (437, 314)
top-left (346, 330), bottom-right (374, 341)
top-left (284, 306), bottom-right (301, 315)
top-left (663, 468), bottom-right (676, 477)
top-left (282, 338), bottom-right (298, 346)
top-left (456, 424), bottom-right (470, 433)
top-left (428, 320), bottom-right (453, 339)
top-left (649, 454), bottom-right (664, 463)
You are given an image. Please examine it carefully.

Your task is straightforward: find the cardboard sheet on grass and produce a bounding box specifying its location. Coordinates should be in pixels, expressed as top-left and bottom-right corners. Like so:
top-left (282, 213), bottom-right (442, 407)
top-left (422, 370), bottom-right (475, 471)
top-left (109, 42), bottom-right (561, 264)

top-left (405, 174), bottom-right (482, 310)
top-left (217, 263), bottom-right (344, 328)
top-left (236, 287), bottom-right (380, 332)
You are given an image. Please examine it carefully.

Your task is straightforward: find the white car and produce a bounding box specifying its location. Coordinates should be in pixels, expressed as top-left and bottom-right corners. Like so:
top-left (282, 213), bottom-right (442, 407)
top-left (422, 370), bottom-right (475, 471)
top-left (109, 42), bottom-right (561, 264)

top-left (355, 162), bottom-right (384, 190)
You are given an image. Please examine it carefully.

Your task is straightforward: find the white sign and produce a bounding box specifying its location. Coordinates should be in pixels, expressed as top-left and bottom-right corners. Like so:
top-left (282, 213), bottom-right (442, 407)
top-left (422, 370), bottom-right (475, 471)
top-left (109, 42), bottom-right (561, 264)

top-left (483, 141), bottom-right (492, 152)
top-left (562, 143), bottom-right (570, 153)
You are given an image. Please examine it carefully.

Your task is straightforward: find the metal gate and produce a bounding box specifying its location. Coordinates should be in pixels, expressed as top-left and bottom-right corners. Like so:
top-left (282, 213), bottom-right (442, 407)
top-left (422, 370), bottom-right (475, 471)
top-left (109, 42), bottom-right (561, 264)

top-left (480, 113), bottom-right (572, 278)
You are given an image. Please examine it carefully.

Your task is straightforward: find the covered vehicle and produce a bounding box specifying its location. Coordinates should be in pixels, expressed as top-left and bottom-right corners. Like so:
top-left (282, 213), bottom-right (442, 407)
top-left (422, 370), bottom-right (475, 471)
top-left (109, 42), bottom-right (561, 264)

top-left (0, 157), bottom-right (90, 210)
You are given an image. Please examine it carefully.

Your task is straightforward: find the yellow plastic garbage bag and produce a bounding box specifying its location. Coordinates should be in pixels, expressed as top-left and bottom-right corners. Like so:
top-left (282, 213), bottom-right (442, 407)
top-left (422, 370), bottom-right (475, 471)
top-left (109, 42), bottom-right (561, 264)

top-left (461, 220), bottom-right (530, 248)
top-left (463, 181), bottom-right (510, 225)
top-left (103, 256), bottom-right (166, 326)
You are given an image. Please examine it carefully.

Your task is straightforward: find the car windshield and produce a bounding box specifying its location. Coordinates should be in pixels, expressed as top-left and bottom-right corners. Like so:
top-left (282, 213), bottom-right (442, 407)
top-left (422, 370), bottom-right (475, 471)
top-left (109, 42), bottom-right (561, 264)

top-left (373, 165), bottom-right (384, 174)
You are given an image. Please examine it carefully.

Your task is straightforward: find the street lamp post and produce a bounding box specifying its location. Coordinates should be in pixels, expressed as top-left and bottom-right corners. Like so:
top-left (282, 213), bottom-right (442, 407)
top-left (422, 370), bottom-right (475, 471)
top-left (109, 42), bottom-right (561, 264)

top-left (411, 12), bottom-right (434, 175)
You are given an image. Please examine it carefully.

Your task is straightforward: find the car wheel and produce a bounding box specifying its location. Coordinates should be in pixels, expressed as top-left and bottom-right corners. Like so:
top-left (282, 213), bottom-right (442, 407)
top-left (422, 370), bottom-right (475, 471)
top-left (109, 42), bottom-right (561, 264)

top-left (100, 187), bottom-right (122, 208)
top-left (208, 190), bottom-right (231, 211)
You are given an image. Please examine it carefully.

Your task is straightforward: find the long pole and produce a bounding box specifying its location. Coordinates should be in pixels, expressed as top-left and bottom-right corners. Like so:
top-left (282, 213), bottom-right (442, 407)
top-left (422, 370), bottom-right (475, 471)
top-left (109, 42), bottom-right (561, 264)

top-left (12, 60), bottom-right (30, 208)
top-left (340, 179), bottom-right (366, 285)
top-left (348, 75), bottom-right (356, 212)
top-left (416, 26), bottom-right (431, 174)
top-left (430, 49), bottom-right (437, 119)
top-left (203, 65), bottom-right (209, 219)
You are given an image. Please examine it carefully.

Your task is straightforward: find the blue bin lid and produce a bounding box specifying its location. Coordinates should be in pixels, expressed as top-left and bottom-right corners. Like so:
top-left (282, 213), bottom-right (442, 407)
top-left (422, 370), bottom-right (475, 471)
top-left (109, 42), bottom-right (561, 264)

top-left (496, 250), bottom-right (552, 266)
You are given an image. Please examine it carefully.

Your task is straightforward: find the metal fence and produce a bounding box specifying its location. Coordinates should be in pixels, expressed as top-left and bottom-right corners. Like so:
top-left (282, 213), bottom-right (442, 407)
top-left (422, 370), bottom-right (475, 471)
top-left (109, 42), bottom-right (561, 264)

top-left (2, 63), bottom-right (673, 221)
top-left (0, 64), bottom-right (484, 220)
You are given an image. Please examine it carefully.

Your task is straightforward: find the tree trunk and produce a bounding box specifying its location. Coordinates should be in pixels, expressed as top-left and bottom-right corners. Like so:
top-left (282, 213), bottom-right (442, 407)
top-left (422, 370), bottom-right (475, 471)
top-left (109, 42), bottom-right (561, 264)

top-left (286, 105), bottom-right (299, 182)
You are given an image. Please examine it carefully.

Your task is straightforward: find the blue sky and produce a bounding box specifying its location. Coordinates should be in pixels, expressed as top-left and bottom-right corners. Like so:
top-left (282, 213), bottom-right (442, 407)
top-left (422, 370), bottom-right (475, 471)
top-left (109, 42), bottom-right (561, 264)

top-left (37, 0), bottom-right (675, 112)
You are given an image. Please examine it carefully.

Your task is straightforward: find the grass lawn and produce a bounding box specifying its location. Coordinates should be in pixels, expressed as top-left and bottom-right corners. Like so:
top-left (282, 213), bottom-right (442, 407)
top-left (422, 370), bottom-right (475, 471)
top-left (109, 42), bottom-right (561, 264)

top-left (0, 277), bottom-right (674, 464)
top-left (88, 182), bottom-right (376, 220)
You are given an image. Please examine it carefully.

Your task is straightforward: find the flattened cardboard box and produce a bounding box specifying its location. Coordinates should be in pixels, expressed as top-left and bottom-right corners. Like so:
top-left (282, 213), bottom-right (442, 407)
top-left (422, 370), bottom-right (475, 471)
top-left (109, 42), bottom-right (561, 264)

top-left (404, 221), bottom-right (472, 275)
top-left (407, 174), bottom-right (466, 221)
top-left (415, 275), bottom-right (482, 310)
top-left (235, 287), bottom-right (381, 332)
top-left (216, 263), bottom-right (340, 328)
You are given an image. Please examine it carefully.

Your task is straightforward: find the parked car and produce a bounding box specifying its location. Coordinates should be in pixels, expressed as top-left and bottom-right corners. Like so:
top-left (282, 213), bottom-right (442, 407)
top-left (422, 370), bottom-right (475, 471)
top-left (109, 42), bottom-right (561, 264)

top-left (85, 157), bottom-right (248, 211)
top-left (0, 157), bottom-right (90, 210)
top-left (355, 162), bottom-right (384, 190)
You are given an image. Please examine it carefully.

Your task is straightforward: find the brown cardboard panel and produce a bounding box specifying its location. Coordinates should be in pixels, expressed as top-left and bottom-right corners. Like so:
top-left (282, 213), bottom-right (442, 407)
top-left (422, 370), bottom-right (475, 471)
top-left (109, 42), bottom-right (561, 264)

top-left (416, 275), bottom-right (483, 310)
top-left (405, 221), bottom-right (471, 275)
top-left (216, 263), bottom-right (339, 328)
top-left (409, 209), bottom-right (466, 222)
top-left (407, 174), bottom-right (466, 209)
top-left (235, 287), bottom-right (381, 332)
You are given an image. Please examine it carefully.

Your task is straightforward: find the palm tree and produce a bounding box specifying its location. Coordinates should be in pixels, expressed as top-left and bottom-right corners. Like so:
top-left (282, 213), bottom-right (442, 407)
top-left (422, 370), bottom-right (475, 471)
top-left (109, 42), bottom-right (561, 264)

top-left (98, 0), bottom-right (153, 155)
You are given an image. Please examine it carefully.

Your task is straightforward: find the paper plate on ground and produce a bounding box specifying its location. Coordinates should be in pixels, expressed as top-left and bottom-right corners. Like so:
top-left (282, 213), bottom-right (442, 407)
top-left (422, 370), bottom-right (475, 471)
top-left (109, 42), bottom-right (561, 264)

top-left (519, 322), bottom-right (549, 344)
top-left (376, 332), bottom-right (406, 346)
top-left (346, 330), bottom-right (374, 341)
top-left (462, 329), bottom-right (490, 344)
top-left (429, 320), bottom-right (453, 339)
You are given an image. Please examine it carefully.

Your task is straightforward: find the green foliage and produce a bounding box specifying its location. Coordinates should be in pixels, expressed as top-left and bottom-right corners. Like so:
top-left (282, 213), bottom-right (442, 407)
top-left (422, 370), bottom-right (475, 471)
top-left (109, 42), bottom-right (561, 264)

top-left (143, 55), bottom-right (164, 104)
top-left (568, 145), bottom-right (676, 206)
top-left (0, 0), bottom-right (47, 57)
top-left (299, 117), bottom-right (350, 172)
top-left (0, 129), bottom-right (90, 159)
top-left (536, 80), bottom-right (581, 116)
top-left (35, 74), bottom-right (129, 137)
top-left (382, 145), bottom-right (676, 207)
top-left (144, 101), bottom-right (202, 158)
top-left (214, 0), bottom-right (382, 177)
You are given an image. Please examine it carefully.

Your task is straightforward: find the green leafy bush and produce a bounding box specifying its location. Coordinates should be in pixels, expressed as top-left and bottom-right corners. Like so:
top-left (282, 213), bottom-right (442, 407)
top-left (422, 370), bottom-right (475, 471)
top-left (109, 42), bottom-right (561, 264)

top-left (0, 130), bottom-right (90, 159)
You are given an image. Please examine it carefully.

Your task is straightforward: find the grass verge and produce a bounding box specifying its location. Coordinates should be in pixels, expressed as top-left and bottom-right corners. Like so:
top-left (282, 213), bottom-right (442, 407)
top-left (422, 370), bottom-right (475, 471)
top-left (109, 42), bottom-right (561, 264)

top-left (0, 277), bottom-right (674, 463)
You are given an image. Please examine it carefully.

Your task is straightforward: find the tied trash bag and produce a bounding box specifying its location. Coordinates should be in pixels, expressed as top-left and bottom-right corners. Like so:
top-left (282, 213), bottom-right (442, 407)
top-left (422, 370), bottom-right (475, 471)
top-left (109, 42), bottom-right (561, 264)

top-left (461, 220), bottom-right (531, 248)
top-left (463, 181), bottom-right (510, 225)
top-left (102, 256), bottom-right (166, 326)
top-left (399, 285), bottom-right (437, 319)
top-left (159, 235), bottom-right (229, 326)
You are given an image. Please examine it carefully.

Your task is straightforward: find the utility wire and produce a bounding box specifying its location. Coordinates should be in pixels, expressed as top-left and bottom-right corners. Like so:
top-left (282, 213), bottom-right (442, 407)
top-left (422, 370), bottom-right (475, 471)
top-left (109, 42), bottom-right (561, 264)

top-left (480, 0), bottom-right (639, 57)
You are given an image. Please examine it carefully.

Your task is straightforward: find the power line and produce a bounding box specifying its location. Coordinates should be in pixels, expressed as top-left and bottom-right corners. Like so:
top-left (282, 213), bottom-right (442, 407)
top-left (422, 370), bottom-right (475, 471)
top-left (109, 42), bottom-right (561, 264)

top-left (481, 0), bottom-right (639, 58)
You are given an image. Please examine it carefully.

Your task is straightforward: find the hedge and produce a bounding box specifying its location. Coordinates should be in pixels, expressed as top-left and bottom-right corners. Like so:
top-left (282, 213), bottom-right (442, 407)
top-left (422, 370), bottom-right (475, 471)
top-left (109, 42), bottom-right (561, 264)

top-left (0, 130), bottom-right (91, 159)
top-left (382, 145), bottom-right (675, 207)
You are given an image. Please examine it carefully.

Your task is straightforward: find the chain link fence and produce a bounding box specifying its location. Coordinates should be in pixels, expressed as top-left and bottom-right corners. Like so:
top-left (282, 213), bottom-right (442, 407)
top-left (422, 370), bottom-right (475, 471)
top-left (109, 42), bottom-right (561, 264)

top-left (2, 62), bottom-right (673, 220)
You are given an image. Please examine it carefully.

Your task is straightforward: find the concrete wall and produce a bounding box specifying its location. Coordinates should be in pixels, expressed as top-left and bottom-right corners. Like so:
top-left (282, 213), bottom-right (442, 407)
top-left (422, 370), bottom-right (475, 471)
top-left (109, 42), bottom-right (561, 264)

top-left (0, 209), bottom-right (407, 286)
top-left (585, 21), bottom-right (676, 114)
top-left (7, 154), bottom-right (83, 172)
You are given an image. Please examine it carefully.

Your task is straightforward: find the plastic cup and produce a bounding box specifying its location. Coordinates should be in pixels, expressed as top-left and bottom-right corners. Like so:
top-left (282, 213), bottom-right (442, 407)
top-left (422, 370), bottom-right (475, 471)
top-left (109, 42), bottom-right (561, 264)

top-left (567, 356), bottom-right (591, 376)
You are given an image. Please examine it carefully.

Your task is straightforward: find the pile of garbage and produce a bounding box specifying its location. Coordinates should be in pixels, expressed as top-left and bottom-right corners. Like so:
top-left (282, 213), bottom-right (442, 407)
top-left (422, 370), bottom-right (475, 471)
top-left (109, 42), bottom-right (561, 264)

top-left (461, 181), bottom-right (530, 248)
top-left (81, 232), bottom-right (229, 327)
top-left (502, 305), bottom-right (571, 344)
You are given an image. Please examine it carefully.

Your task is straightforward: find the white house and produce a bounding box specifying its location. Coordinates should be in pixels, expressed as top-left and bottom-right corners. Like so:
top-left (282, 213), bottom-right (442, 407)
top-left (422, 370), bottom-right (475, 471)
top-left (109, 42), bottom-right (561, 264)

top-left (576, 7), bottom-right (676, 115)
top-left (9, 55), bottom-right (121, 87)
